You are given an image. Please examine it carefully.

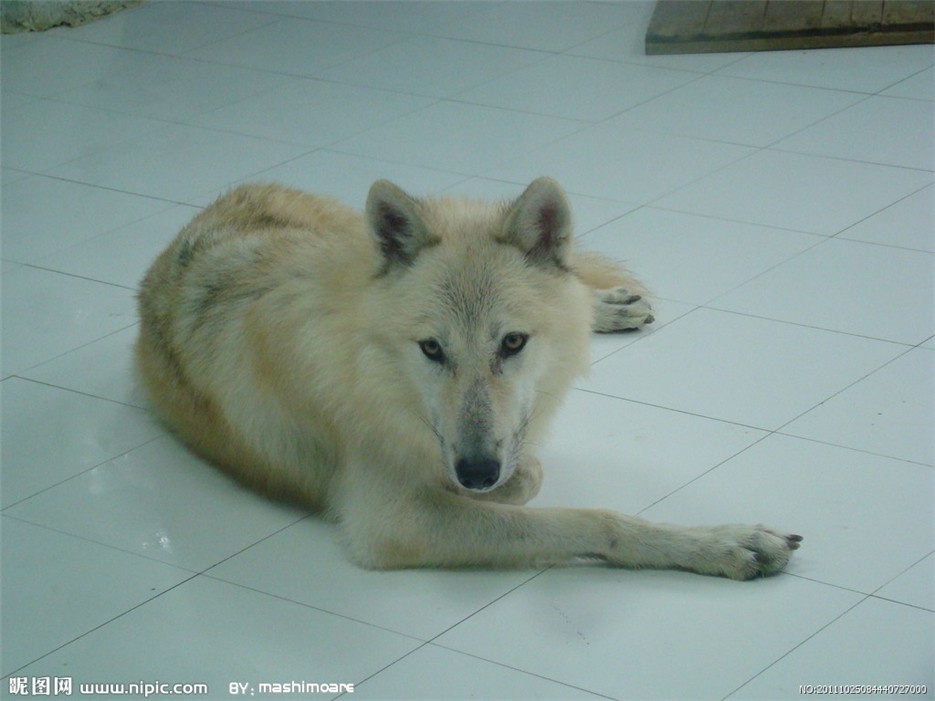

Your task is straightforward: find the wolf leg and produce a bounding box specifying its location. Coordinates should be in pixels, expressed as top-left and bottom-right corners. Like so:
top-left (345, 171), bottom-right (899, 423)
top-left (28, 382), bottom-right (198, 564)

top-left (346, 486), bottom-right (801, 579)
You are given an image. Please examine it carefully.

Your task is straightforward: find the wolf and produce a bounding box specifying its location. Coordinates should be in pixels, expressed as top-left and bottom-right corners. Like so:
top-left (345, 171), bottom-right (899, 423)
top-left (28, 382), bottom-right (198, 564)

top-left (136, 177), bottom-right (801, 580)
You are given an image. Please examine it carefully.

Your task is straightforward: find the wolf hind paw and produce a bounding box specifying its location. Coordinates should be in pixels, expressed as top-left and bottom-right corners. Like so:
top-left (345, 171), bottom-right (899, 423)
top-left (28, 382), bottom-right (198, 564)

top-left (592, 287), bottom-right (654, 333)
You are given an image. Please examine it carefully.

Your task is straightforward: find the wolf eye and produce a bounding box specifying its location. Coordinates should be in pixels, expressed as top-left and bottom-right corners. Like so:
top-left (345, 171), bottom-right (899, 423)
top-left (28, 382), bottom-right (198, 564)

top-left (500, 332), bottom-right (528, 357)
top-left (418, 339), bottom-right (445, 363)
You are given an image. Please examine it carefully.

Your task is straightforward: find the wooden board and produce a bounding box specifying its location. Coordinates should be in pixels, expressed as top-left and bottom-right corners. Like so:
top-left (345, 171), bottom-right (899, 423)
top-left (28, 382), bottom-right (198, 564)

top-left (646, 1), bottom-right (935, 54)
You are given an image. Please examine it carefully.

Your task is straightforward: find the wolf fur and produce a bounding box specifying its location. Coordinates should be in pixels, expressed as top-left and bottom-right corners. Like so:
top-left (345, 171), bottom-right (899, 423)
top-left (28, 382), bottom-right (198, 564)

top-left (136, 178), bottom-right (801, 580)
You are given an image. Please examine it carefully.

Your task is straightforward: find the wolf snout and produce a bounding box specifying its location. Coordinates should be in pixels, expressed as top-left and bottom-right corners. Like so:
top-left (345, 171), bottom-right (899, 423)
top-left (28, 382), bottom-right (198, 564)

top-left (456, 456), bottom-right (500, 491)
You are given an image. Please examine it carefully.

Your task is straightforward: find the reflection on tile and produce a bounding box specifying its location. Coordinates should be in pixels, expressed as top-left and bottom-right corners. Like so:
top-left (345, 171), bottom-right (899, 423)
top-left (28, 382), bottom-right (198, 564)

top-left (435, 569), bottom-right (859, 700)
top-left (1, 378), bottom-right (163, 508)
top-left (16, 576), bottom-right (420, 691)
top-left (1, 267), bottom-right (137, 377)
top-left (6, 436), bottom-right (308, 571)
top-left (1, 517), bottom-right (190, 676)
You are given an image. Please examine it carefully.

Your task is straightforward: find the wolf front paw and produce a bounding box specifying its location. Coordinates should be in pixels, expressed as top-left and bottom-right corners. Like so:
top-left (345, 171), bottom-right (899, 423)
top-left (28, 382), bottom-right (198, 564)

top-left (592, 288), bottom-right (654, 333)
top-left (690, 525), bottom-right (803, 580)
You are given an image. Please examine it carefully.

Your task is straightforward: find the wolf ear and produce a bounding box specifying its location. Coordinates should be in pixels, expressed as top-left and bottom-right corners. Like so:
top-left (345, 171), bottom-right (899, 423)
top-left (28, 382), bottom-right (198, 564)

top-left (501, 177), bottom-right (573, 270)
top-left (366, 180), bottom-right (435, 269)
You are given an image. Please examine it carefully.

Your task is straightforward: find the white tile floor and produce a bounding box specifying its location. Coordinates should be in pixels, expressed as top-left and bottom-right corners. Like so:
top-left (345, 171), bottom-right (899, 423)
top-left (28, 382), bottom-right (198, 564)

top-left (1, 2), bottom-right (933, 699)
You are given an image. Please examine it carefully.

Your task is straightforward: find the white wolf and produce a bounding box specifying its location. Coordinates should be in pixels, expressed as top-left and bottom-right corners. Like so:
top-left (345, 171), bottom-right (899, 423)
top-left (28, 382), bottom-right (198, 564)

top-left (136, 177), bottom-right (801, 579)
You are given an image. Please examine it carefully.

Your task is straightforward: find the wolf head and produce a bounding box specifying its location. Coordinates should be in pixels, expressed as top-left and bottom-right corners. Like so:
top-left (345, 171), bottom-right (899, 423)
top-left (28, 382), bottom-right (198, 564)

top-left (362, 178), bottom-right (593, 494)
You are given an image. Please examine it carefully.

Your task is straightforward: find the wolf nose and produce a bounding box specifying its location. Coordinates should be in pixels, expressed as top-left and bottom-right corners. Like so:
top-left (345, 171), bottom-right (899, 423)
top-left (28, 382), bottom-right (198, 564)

top-left (455, 457), bottom-right (500, 491)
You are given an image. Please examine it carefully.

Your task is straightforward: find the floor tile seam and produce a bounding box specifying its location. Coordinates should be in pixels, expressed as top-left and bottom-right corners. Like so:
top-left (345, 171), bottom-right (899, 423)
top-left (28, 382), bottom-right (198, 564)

top-left (427, 634), bottom-right (616, 701)
top-left (698, 303), bottom-right (923, 347)
top-left (867, 548), bottom-right (935, 598)
top-left (866, 553), bottom-right (935, 613)
top-left (765, 342), bottom-right (928, 436)
top-left (53, 0), bottom-right (291, 53)
top-left (634, 428), bottom-right (776, 516)
top-left (641, 201), bottom-right (834, 238)
top-left (0, 172), bottom-right (191, 209)
top-left (197, 571), bottom-right (428, 646)
top-left (9, 261), bottom-right (138, 291)
top-left (184, 507), bottom-right (316, 574)
top-left (415, 29), bottom-right (609, 58)
top-left (7, 258), bottom-right (137, 288)
top-left (197, 0), bottom-right (477, 37)
top-left (597, 116), bottom-right (769, 150)
top-left (175, 16), bottom-right (412, 73)
top-left (200, 531), bottom-right (548, 643)
top-left (195, 72), bottom-right (449, 115)
top-left (573, 384), bottom-right (770, 435)
top-left (345, 571), bottom-right (611, 698)
top-left (334, 642), bottom-right (434, 700)
top-left (867, 593), bottom-right (935, 614)
top-left (3, 201), bottom-right (190, 269)
top-left (28, 79), bottom-right (281, 128)
top-left (758, 91), bottom-right (878, 152)
top-left (870, 90), bottom-right (935, 104)
top-left (763, 141), bottom-right (935, 173)
top-left (1, 510), bottom-right (196, 573)
top-left (586, 66), bottom-right (713, 124)
top-left (1, 318), bottom-right (141, 384)
top-left (0, 567), bottom-right (201, 681)
top-left (832, 179), bottom-right (935, 243)
top-left (4, 30), bottom-right (263, 68)
top-left (612, 74), bottom-right (881, 148)
top-left (556, 6), bottom-right (658, 53)
top-left (582, 302), bottom-right (700, 367)
top-left (636, 422), bottom-right (932, 523)
top-left (698, 234), bottom-right (832, 308)
top-left (877, 63), bottom-right (935, 102)
top-left (771, 429), bottom-right (934, 470)
top-left (481, 110), bottom-right (759, 194)
top-left (4, 367), bottom-right (148, 412)
top-left (711, 65), bottom-right (915, 97)
top-left (695, 231), bottom-right (933, 308)
top-left (722, 591), bottom-right (874, 700)
top-left (834, 233), bottom-right (935, 254)
top-left (642, 143), bottom-right (766, 208)
top-left (4, 46), bottom-right (368, 119)
top-left (4, 506), bottom-right (314, 593)
top-left (0, 431), bottom-right (167, 512)
top-left (323, 146), bottom-right (480, 181)
top-left (439, 92), bottom-right (606, 125)
top-left (305, 146), bottom-right (477, 186)
top-left (16, 120), bottom-right (258, 187)
top-left (3, 103), bottom-right (176, 173)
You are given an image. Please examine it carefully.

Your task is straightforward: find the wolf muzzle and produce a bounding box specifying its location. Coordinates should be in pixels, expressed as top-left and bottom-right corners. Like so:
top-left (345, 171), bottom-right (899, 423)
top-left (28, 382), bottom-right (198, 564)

top-left (455, 456), bottom-right (500, 491)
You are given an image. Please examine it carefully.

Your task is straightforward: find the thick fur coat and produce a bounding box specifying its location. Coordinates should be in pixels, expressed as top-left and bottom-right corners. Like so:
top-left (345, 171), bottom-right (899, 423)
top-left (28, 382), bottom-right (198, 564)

top-left (136, 178), bottom-right (800, 578)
